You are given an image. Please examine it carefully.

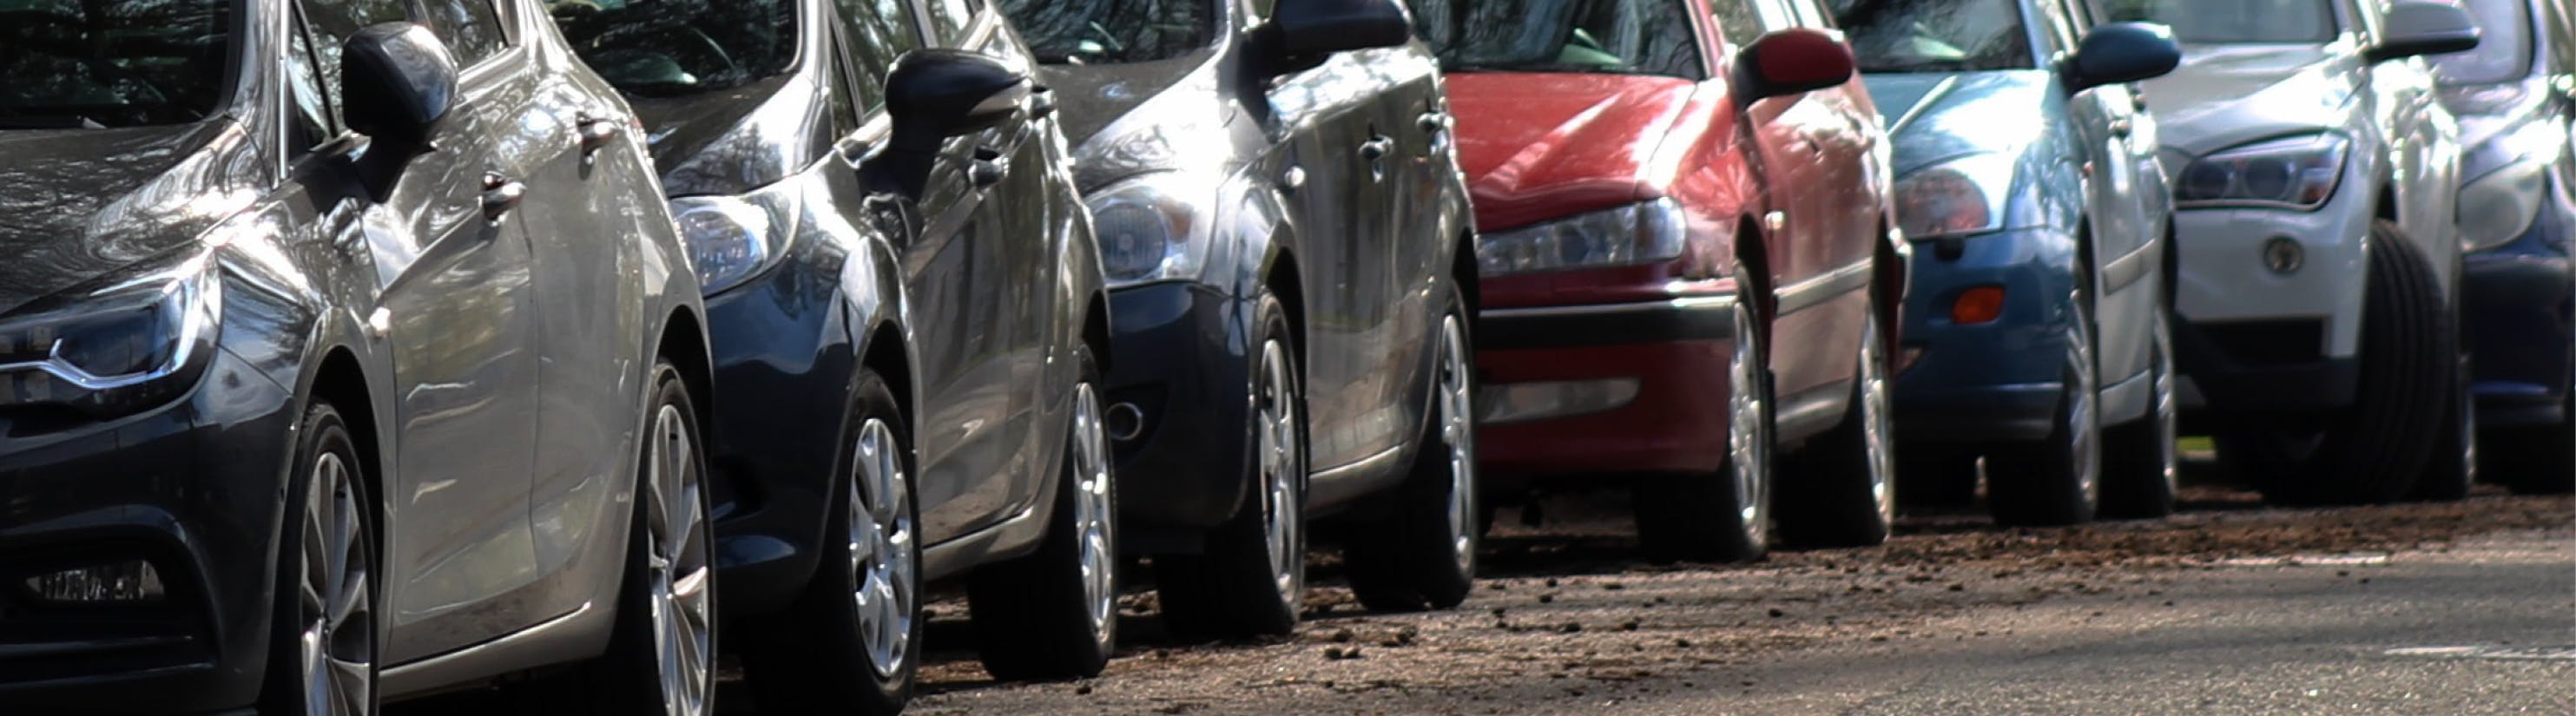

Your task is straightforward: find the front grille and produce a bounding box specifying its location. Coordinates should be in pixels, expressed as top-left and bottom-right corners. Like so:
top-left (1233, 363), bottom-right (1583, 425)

top-left (2202, 319), bottom-right (2326, 367)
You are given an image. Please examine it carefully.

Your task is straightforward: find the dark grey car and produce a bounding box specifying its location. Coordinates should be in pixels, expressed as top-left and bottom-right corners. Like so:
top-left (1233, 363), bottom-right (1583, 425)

top-left (547, 0), bottom-right (1120, 710)
top-left (0, 0), bottom-right (718, 713)
top-left (997, 0), bottom-right (1485, 639)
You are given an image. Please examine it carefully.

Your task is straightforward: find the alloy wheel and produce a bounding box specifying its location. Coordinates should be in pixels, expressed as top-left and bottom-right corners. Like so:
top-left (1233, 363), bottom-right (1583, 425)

top-left (645, 405), bottom-right (715, 716)
top-left (297, 452), bottom-right (372, 716)
top-left (2150, 313), bottom-right (2180, 497)
top-left (1728, 304), bottom-right (1772, 547)
top-left (1857, 317), bottom-right (1896, 525)
top-left (847, 418), bottom-right (916, 679)
top-left (1255, 339), bottom-right (1306, 606)
top-left (1434, 313), bottom-right (1479, 575)
top-left (1069, 383), bottom-right (1118, 649)
top-left (2065, 322), bottom-right (2102, 506)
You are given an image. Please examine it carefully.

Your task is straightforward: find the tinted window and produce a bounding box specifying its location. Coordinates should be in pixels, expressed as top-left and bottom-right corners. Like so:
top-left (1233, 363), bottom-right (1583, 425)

top-left (549, 0), bottom-right (799, 97)
top-left (1413, 0), bottom-right (1706, 79)
top-left (1709, 0), bottom-right (1766, 46)
top-left (924, 0), bottom-right (976, 39)
top-left (425, 0), bottom-right (509, 64)
top-left (2433, 0), bottom-right (2534, 85)
top-left (997, 0), bottom-right (1213, 64)
top-left (0, 0), bottom-right (234, 127)
top-left (287, 15), bottom-right (337, 148)
top-left (302, 0), bottom-right (408, 121)
top-left (2086, 0), bottom-right (2336, 44)
top-left (1830, 0), bottom-right (2035, 72)
top-left (842, 0), bottom-right (923, 79)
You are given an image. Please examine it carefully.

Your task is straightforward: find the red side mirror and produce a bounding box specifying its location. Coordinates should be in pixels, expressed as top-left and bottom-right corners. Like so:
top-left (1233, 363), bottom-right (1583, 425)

top-left (1733, 29), bottom-right (1855, 106)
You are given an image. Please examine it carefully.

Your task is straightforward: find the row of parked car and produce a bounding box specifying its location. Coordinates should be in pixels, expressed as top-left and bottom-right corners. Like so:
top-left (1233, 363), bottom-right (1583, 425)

top-left (0, 0), bottom-right (2566, 713)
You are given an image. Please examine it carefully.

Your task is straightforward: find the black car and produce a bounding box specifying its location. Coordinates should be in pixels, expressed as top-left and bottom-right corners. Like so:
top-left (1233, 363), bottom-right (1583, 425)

top-left (998, 0), bottom-right (1484, 637)
top-left (0, 0), bottom-right (715, 713)
top-left (547, 0), bottom-right (1118, 709)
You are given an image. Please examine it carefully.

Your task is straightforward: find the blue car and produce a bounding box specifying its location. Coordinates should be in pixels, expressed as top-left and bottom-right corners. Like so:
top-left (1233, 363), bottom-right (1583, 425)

top-left (1828, 0), bottom-right (2182, 524)
top-left (2434, 0), bottom-right (2575, 494)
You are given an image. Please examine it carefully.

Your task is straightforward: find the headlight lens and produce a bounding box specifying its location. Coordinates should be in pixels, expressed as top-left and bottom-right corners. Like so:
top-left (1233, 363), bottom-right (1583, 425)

top-left (1091, 174), bottom-right (1217, 286)
top-left (1894, 155), bottom-right (2014, 239)
top-left (2176, 134), bottom-right (2350, 210)
top-left (2458, 159), bottom-right (2550, 253)
top-left (672, 180), bottom-right (803, 295)
top-left (1476, 199), bottom-right (1687, 277)
top-left (0, 258), bottom-right (223, 415)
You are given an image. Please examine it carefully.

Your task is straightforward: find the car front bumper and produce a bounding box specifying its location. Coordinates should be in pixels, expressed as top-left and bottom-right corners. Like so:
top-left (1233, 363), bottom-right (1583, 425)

top-left (0, 349), bottom-right (300, 714)
top-left (2463, 199), bottom-right (2576, 428)
top-left (1474, 295), bottom-right (1739, 481)
top-left (702, 257), bottom-right (859, 619)
top-left (1098, 281), bottom-right (1257, 536)
top-left (2170, 188), bottom-right (2375, 413)
top-left (1893, 228), bottom-right (2080, 444)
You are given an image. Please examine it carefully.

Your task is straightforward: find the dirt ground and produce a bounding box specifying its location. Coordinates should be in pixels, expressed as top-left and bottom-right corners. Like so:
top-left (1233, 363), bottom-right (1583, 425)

top-left (894, 484), bottom-right (2575, 715)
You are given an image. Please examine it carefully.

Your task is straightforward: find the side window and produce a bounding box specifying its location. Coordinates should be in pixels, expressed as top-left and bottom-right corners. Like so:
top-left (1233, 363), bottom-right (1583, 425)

top-left (1246, 0), bottom-right (1272, 18)
top-left (831, 30), bottom-right (884, 122)
top-left (298, 0), bottom-right (408, 122)
top-left (842, 0), bottom-right (926, 80)
top-left (923, 0), bottom-right (977, 40)
top-left (1710, 0), bottom-right (1766, 48)
top-left (422, 0), bottom-right (509, 66)
top-left (286, 11), bottom-right (337, 151)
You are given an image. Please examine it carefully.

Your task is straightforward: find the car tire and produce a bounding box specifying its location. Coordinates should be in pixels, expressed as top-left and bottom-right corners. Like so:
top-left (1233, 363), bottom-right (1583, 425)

top-left (260, 403), bottom-right (380, 716)
top-left (968, 345), bottom-right (1117, 680)
top-left (2408, 353), bottom-right (2477, 502)
top-left (520, 360), bottom-right (719, 716)
top-left (1635, 279), bottom-right (1773, 563)
top-left (1986, 267), bottom-right (2102, 527)
top-left (1778, 285), bottom-right (1896, 548)
top-left (2100, 305), bottom-right (2179, 519)
top-left (1155, 292), bottom-right (1308, 639)
top-left (1347, 280), bottom-right (1481, 612)
top-left (2219, 222), bottom-right (2452, 505)
top-left (741, 371), bottom-right (919, 715)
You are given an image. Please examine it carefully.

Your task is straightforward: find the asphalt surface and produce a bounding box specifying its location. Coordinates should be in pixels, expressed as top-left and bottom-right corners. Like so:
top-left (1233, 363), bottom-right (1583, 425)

top-left (397, 485), bottom-right (2575, 715)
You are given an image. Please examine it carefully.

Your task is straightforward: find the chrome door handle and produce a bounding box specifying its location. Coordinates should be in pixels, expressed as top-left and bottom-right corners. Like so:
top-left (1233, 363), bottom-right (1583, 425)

top-left (2109, 118), bottom-right (2134, 138)
top-left (1028, 85), bottom-right (1057, 120)
top-left (481, 173), bottom-right (527, 224)
top-left (1360, 135), bottom-right (1395, 161)
top-left (970, 147), bottom-right (1007, 187)
top-left (577, 112), bottom-right (623, 154)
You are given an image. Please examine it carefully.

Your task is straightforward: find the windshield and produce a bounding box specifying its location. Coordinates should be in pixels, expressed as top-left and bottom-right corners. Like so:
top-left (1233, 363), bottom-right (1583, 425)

top-left (548, 0), bottom-right (798, 97)
top-left (1828, 0), bottom-right (2035, 73)
top-left (2088, 0), bottom-right (2338, 44)
top-left (0, 0), bottom-right (233, 128)
top-left (996, 0), bottom-right (1213, 65)
top-left (1412, 0), bottom-right (1704, 79)
top-left (2433, 0), bottom-right (2533, 85)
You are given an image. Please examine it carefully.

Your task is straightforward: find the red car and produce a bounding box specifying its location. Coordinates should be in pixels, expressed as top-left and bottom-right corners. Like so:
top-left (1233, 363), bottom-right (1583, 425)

top-left (1417, 0), bottom-right (1905, 561)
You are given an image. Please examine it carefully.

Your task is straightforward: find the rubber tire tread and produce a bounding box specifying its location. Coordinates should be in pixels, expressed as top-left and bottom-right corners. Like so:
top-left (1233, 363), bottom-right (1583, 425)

top-left (1346, 280), bottom-right (1479, 613)
top-left (2099, 307), bottom-right (2178, 519)
top-left (1986, 267), bottom-right (2101, 527)
top-left (1778, 286), bottom-right (1894, 548)
top-left (1155, 293), bottom-right (1306, 640)
top-left (259, 403), bottom-right (378, 716)
top-left (741, 371), bottom-right (916, 716)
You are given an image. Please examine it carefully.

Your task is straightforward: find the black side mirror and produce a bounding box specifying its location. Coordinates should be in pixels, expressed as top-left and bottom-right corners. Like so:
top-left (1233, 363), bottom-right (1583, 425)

top-left (1251, 0), bottom-right (1411, 77)
top-left (2367, 0), bottom-right (2482, 62)
top-left (340, 22), bottom-right (458, 200)
top-left (868, 49), bottom-right (1031, 196)
top-left (2065, 23), bottom-right (2181, 93)
top-left (1731, 29), bottom-right (1855, 107)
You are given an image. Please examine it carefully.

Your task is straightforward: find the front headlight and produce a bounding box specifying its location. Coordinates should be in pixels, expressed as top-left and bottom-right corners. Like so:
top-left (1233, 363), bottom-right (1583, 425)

top-left (672, 179), bottom-right (803, 295)
top-left (1090, 174), bottom-right (1218, 287)
top-left (1477, 199), bottom-right (1687, 277)
top-left (2459, 159), bottom-right (2550, 253)
top-left (1894, 154), bottom-right (2015, 240)
top-left (0, 257), bottom-right (223, 416)
top-left (2176, 134), bottom-right (2350, 210)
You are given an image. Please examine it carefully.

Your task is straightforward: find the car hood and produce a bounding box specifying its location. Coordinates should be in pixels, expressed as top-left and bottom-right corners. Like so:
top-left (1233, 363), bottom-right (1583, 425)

top-left (1447, 72), bottom-right (1696, 231)
top-left (0, 121), bottom-right (254, 315)
top-left (1863, 70), bottom-right (2057, 175)
top-left (2138, 43), bottom-right (2363, 158)
top-left (630, 73), bottom-right (825, 198)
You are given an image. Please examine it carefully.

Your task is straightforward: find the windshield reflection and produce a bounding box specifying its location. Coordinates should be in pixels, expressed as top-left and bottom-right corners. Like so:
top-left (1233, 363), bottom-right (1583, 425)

top-left (0, 0), bottom-right (232, 128)
top-left (1412, 0), bottom-right (1703, 79)
top-left (996, 0), bottom-right (1214, 65)
top-left (547, 0), bottom-right (798, 97)
top-left (1830, 0), bottom-right (2036, 74)
top-left (2088, 0), bottom-right (2336, 44)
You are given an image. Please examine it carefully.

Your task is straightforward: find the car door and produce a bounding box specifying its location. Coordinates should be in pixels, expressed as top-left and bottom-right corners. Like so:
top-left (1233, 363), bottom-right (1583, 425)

top-left (1360, 35), bottom-right (1453, 463)
top-left (2046, 0), bottom-right (2154, 381)
top-left (300, 0), bottom-right (547, 661)
top-left (1267, 47), bottom-right (1394, 474)
top-left (1729, 0), bottom-right (1866, 413)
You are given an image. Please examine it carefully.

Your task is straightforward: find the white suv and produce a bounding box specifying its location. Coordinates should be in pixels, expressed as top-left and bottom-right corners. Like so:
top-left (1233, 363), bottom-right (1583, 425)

top-left (2101, 0), bottom-right (2484, 503)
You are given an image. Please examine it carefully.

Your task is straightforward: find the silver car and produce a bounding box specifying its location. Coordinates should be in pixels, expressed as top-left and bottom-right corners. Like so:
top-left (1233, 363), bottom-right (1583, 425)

top-left (2101, 0), bottom-right (2483, 504)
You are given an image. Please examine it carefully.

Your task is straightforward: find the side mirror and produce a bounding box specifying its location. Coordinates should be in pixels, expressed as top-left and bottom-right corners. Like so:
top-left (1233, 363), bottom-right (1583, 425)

top-left (2368, 0), bottom-right (2482, 62)
top-left (869, 49), bottom-right (1031, 197)
top-left (1253, 0), bottom-right (1411, 76)
top-left (2066, 22), bottom-right (2181, 92)
top-left (340, 23), bottom-right (458, 198)
top-left (1732, 29), bottom-right (1855, 107)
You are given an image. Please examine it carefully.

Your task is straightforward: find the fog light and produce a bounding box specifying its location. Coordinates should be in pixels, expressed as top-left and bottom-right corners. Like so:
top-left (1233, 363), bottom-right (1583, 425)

top-left (1951, 286), bottom-right (2006, 325)
top-left (2262, 237), bottom-right (2304, 275)
top-left (1103, 402), bottom-right (1145, 442)
top-left (1478, 378), bottom-right (1641, 425)
top-left (25, 560), bottom-right (166, 603)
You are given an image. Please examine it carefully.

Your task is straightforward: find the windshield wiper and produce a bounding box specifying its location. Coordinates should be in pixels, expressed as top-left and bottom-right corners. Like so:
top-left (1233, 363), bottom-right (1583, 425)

top-left (0, 115), bottom-right (109, 129)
